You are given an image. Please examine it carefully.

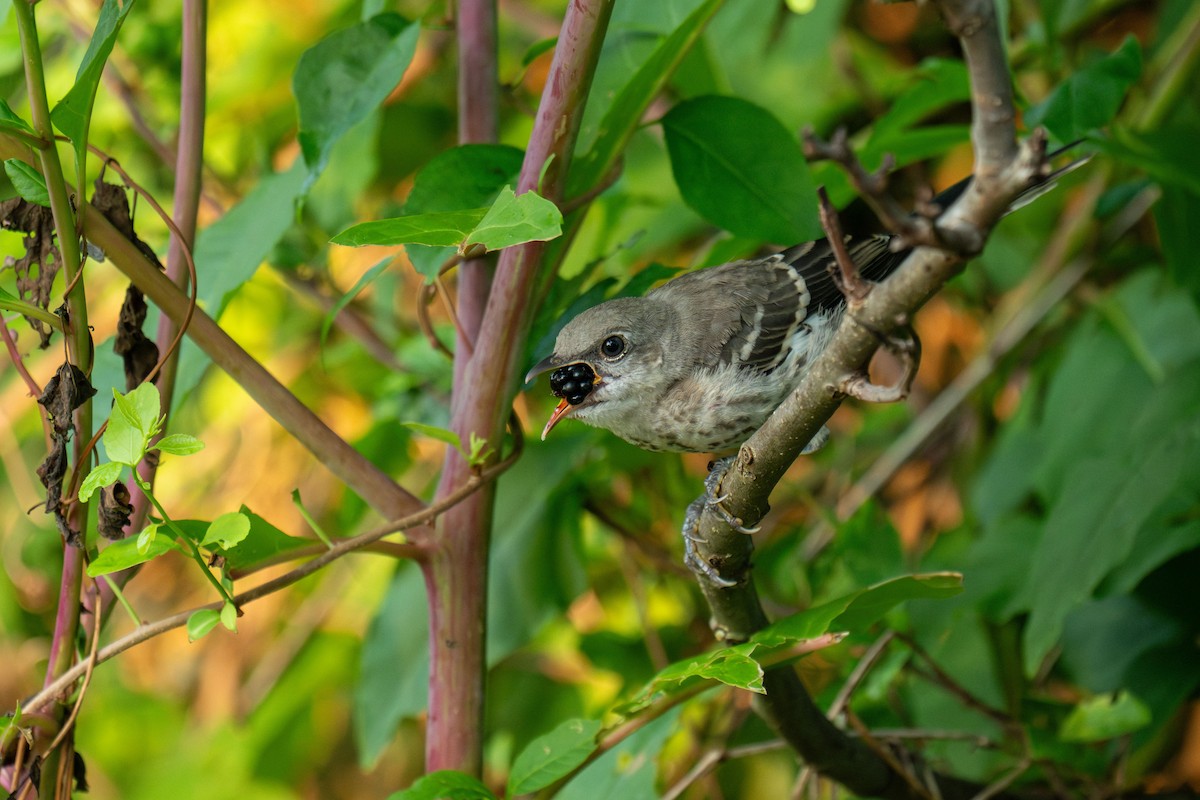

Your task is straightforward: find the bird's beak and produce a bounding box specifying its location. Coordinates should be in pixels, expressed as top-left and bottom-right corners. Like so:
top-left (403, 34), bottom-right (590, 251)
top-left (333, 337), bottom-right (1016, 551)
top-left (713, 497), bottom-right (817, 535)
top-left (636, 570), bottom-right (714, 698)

top-left (524, 354), bottom-right (559, 385)
top-left (540, 398), bottom-right (573, 441)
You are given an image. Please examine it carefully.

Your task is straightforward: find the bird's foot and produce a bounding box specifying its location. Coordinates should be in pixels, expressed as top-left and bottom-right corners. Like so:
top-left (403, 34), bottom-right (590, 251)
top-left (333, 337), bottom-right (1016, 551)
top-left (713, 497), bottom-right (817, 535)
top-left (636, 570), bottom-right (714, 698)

top-left (680, 457), bottom-right (761, 588)
top-left (681, 495), bottom-right (736, 587)
top-left (840, 322), bottom-right (921, 404)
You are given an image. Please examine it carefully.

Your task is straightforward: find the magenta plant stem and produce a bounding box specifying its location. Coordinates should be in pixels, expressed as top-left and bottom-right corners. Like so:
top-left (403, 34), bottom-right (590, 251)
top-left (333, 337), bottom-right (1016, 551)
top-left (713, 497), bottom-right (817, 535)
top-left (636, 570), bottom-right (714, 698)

top-left (422, 0), bottom-right (614, 775)
top-left (155, 0), bottom-right (207, 414)
top-left (14, 2), bottom-right (94, 794)
top-left (85, 0), bottom-right (210, 635)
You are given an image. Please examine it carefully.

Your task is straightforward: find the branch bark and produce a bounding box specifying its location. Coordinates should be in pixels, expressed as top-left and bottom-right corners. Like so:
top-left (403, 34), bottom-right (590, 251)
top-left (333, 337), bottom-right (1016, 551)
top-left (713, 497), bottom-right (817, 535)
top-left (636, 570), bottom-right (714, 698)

top-left (422, 0), bottom-right (615, 775)
top-left (684, 1), bottom-right (1050, 797)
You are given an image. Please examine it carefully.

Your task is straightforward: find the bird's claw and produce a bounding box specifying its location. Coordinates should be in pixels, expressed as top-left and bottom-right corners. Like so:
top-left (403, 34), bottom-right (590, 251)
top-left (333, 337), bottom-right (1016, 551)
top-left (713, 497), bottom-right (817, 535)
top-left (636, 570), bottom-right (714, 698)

top-left (677, 458), bottom-right (764, 587)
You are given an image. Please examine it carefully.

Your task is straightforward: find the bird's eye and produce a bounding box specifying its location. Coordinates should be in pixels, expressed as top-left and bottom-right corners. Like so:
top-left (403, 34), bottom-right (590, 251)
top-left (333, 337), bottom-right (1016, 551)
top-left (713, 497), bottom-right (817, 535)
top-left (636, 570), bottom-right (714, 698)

top-left (600, 335), bottom-right (627, 359)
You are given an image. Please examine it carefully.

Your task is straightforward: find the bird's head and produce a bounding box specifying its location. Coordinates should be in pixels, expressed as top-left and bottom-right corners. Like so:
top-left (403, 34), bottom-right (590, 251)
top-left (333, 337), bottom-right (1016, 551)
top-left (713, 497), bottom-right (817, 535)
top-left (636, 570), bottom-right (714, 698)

top-left (525, 297), bottom-right (679, 440)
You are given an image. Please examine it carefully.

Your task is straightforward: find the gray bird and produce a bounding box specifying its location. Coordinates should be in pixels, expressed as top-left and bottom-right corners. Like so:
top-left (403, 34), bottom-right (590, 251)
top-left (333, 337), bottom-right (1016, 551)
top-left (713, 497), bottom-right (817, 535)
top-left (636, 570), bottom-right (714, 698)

top-left (524, 235), bottom-right (902, 454)
top-left (525, 151), bottom-right (1085, 584)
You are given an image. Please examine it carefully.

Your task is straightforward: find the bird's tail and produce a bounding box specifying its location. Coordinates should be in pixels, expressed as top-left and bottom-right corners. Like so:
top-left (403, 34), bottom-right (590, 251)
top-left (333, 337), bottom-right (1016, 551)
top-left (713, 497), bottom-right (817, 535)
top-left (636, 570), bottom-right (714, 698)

top-left (933, 141), bottom-right (1093, 216)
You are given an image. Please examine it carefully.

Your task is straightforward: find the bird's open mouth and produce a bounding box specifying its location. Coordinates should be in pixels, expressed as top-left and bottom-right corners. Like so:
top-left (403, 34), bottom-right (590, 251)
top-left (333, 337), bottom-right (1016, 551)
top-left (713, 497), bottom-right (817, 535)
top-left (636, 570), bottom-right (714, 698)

top-left (540, 362), bottom-right (601, 440)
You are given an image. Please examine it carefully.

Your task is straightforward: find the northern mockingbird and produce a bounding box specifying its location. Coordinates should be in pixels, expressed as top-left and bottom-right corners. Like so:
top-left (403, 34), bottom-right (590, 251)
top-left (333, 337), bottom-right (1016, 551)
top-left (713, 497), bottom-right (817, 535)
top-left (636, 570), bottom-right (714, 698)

top-left (526, 152), bottom-right (1084, 583)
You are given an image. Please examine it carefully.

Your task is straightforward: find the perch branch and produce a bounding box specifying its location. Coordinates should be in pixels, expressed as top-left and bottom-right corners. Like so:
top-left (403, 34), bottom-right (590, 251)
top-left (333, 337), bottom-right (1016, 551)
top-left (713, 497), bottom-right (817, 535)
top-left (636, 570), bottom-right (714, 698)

top-left (681, 1), bottom-right (1056, 798)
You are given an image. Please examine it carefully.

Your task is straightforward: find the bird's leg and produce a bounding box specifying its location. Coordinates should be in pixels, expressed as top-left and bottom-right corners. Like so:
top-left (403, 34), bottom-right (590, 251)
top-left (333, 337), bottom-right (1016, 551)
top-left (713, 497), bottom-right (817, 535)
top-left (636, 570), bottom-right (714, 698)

top-left (702, 457), bottom-right (762, 535)
top-left (840, 322), bottom-right (922, 404)
top-left (681, 457), bottom-right (760, 588)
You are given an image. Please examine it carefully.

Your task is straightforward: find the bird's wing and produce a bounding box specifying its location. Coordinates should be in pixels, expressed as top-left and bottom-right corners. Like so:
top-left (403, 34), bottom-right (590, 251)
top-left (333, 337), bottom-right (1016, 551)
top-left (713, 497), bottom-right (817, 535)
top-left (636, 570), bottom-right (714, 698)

top-left (653, 234), bottom-right (903, 375)
top-left (776, 234), bottom-right (903, 311)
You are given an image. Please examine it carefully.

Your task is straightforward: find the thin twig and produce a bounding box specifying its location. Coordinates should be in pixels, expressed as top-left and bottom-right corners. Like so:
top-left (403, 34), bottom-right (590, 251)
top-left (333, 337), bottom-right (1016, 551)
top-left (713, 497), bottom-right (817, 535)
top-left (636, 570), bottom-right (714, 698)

top-left (615, 550), bottom-right (670, 671)
top-left (845, 711), bottom-right (935, 800)
top-left (418, 282), bottom-right (454, 358)
top-left (899, 634), bottom-right (1017, 731)
top-left (20, 445), bottom-right (519, 715)
top-left (805, 129), bottom-right (937, 250)
top-left (817, 185), bottom-right (870, 303)
top-left (43, 592), bottom-right (101, 754)
top-left (970, 759), bottom-right (1031, 800)
top-left (0, 316), bottom-right (44, 397)
top-left (827, 631), bottom-right (895, 719)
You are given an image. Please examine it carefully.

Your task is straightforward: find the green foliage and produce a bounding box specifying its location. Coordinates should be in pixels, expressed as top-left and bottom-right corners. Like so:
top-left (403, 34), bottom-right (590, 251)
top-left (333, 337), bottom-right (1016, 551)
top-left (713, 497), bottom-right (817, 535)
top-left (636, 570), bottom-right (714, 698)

top-left (0, 99), bottom-right (34, 136)
top-left (294, 13), bottom-right (420, 195)
top-left (507, 718), bottom-right (602, 796)
top-left (662, 95), bottom-right (819, 243)
top-left (387, 771), bottom-right (496, 800)
top-left (333, 185), bottom-right (563, 268)
top-left (49, 0), bottom-right (135, 152)
top-left (3, 159), bottom-right (49, 205)
top-left (86, 531), bottom-right (178, 576)
top-left (1027, 36), bottom-right (1143, 142)
top-left (1060, 691), bottom-right (1152, 742)
top-left (1, 0), bottom-right (1194, 797)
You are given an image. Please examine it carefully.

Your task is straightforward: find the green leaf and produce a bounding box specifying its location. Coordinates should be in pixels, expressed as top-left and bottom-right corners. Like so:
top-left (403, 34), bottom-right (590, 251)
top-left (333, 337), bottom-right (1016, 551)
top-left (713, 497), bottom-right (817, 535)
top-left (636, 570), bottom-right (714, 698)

top-left (295, 13), bottom-right (420, 196)
top-left (201, 512), bottom-right (251, 550)
top-left (78, 461), bottom-right (123, 503)
top-left (1154, 184), bottom-right (1200, 304)
top-left (1026, 36), bottom-right (1141, 141)
top-left (466, 433), bottom-right (492, 467)
top-left (401, 421), bottom-right (462, 450)
top-left (115, 383), bottom-right (162, 435)
top-left (622, 643), bottom-right (764, 714)
top-left (871, 58), bottom-right (969, 140)
top-left (220, 601), bottom-right (238, 632)
top-left (402, 144), bottom-right (525, 279)
top-left (0, 99), bottom-right (35, 136)
top-left (1020, 418), bottom-right (1200, 673)
top-left (567, 0), bottom-right (725, 196)
top-left (136, 522), bottom-right (159, 554)
top-left (756, 573), bottom-right (964, 646)
top-left (50, 0), bottom-right (137, 144)
top-left (171, 508), bottom-right (310, 572)
top-left (462, 186), bottom-right (563, 252)
top-left (332, 208), bottom-right (488, 248)
top-left (1059, 691), bottom-right (1151, 742)
top-left (87, 534), bottom-right (177, 576)
top-left (4, 160), bottom-right (50, 207)
top-left (662, 95), bottom-right (818, 243)
top-left (155, 433), bottom-right (205, 456)
top-left (557, 709), bottom-right (678, 800)
top-left (197, 161), bottom-right (309, 317)
top-left (507, 718), bottom-right (601, 796)
top-left (386, 770), bottom-right (496, 800)
top-left (103, 398), bottom-right (147, 467)
top-left (320, 257), bottom-right (392, 350)
top-left (186, 609), bottom-right (221, 642)
top-left (521, 36), bottom-right (558, 67)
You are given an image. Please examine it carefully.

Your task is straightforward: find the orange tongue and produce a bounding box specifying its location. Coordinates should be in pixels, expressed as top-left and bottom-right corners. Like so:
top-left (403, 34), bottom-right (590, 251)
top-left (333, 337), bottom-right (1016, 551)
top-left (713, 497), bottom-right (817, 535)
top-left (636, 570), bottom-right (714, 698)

top-left (540, 398), bottom-right (573, 441)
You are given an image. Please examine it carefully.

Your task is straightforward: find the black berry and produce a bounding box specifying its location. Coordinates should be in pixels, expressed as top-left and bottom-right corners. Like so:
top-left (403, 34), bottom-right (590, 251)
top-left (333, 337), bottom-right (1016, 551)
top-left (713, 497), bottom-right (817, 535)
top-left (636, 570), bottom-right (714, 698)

top-left (550, 363), bottom-right (596, 405)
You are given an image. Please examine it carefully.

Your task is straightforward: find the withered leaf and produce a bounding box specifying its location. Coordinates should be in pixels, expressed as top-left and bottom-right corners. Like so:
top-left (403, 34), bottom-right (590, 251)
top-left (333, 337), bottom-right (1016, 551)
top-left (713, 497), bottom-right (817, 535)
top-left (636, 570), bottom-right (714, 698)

top-left (1, 196), bottom-right (60, 347)
top-left (91, 179), bottom-right (163, 269)
top-left (35, 363), bottom-right (95, 546)
top-left (36, 439), bottom-right (67, 513)
top-left (114, 285), bottom-right (159, 388)
top-left (37, 363), bottom-right (97, 436)
top-left (74, 751), bottom-right (90, 793)
top-left (98, 481), bottom-right (133, 540)
top-left (92, 180), bottom-right (164, 387)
